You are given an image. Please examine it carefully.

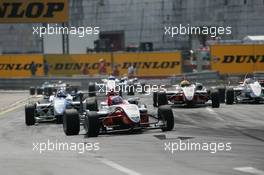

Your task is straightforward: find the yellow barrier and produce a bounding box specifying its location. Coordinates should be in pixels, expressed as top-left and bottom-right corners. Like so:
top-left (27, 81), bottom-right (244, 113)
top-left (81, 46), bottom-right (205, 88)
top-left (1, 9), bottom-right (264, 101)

top-left (0, 52), bottom-right (181, 77)
top-left (114, 52), bottom-right (181, 77)
top-left (44, 54), bottom-right (112, 76)
top-left (0, 55), bottom-right (44, 77)
top-left (0, 0), bottom-right (68, 23)
top-left (44, 52), bottom-right (182, 77)
top-left (211, 44), bottom-right (264, 74)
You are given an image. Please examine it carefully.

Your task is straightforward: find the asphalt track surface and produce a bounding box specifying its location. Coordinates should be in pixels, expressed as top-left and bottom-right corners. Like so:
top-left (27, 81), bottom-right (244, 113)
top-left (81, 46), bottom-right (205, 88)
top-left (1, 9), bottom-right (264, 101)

top-left (0, 91), bottom-right (263, 175)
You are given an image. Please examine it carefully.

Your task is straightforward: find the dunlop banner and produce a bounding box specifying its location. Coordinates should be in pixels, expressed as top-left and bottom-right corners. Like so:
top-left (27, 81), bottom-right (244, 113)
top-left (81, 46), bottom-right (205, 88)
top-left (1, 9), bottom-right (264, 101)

top-left (44, 54), bottom-right (112, 76)
top-left (211, 44), bottom-right (264, 74)
top-left (0, 0), bottom-right (68, 23)
top-left (44, 52), bottom-right (182, 77)
top-left (114, 52), bottom-right (181, 77)
top-left (0, 55), bottom-right (43, 77)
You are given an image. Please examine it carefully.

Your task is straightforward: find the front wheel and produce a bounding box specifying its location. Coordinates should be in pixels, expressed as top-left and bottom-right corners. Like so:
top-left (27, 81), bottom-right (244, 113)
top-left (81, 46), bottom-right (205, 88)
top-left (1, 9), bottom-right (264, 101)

top-left (225, 88), bottom-right (234, 105)
top-left (55, 115), bottom-right (63, 124)
top-left (25, 104), bottom-right (35, 126)
top-left (84, 111), bottom-right (100, 137)
top-left (63, 109), bottom-right (80, 136)
top-left (211, 91), bottom-right (220, 108)
top-left (158, 105), bottom-right (174, 131)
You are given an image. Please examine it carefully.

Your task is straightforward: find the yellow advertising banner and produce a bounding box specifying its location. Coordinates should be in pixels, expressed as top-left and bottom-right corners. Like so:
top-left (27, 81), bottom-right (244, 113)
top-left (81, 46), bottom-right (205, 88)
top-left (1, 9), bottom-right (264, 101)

top-left (0, 52), bottom-right (181, 77)
top-left (114, 52), bottom-right (181, 77)
top-left (44, 52), bottom-right (182, 77)
top-left (211, 44), bottom-right (264, 74)
top-left (0, 55), bottom-right (43, 77)
top-left (0, 0), bottom-right (68, 23)
top-left (44, 54), bottom-right (112, 76)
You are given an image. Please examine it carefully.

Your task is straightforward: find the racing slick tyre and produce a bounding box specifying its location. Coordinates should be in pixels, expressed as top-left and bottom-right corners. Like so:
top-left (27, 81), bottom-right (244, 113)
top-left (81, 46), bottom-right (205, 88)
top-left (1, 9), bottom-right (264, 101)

top-left (127, 85), bottom-right (135, 96)
top-left (153, 92), bottom-right (158, 107)
top-left (25, 104), bottom-right (35, 126)
top-left (86, 97), bottom-right (98, 111)
top-left (158, 105), bottom-right (174, 131)
top-left (84, 111), bottom-right (100, 137)
top-left (211, 91), bottom-right (220, 108)
top-left (55, 115), bottom-right (63, 124)
top-left (29, 87), bottom-right (35, 95)
top-left (36, 87), bottom-right (43, 95)
top-left (217, 86), bottom-right (226, 103)
top-left (63, 109), bottom-right (80, 136)
top-left (157, 92), bottom-right (168, 107)
top-left (88, 82), bottom-right (96, 97)
top-left (44, 87), bottom-right (53, 96)
top-left (225, 88), bottom-right (234, 105)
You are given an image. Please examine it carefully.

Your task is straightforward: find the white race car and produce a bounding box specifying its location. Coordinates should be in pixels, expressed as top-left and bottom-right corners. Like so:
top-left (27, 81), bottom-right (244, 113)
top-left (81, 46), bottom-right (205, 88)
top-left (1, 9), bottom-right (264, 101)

top-left (153, 81), bottom-right (220, 108)
top-left (226, 78), bottom-right (264, 104)
top-left (63, 93), bottom-right (174, 137)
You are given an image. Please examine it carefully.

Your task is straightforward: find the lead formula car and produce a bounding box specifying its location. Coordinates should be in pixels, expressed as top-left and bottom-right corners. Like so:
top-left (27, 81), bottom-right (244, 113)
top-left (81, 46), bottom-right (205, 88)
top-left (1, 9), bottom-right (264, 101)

top-left (63, 92), bottom-right (174, 137)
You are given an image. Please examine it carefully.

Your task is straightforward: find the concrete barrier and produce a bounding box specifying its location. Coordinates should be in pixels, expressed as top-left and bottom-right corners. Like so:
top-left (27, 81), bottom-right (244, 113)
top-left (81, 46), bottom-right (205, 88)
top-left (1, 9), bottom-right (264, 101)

top-left (169, 71), bottom-right (221, 85)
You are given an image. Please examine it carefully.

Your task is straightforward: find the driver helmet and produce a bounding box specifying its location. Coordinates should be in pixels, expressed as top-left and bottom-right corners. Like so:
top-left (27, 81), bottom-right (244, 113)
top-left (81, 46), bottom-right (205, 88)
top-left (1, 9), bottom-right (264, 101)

top-left (111, 96), bottom-right (123, 105)
top-left (57, 89), bottom-right (67, 97)
top-left (180, 80), bottom-right (191, 87)
top-left (244, 78), bottom-right (253, 84)
top-left (108, 76), bottom-right (116, 80)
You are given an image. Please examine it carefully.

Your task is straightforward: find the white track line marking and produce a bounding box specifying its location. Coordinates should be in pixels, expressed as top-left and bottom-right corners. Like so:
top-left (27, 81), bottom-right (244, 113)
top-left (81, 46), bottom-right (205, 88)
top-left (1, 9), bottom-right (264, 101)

top-left (0, 102), bottom-right (25, 117)
top-left (234, 167), bottom-right (264, 175)
top-left (205, 107), bottom-right (225, 121)
top-left (98, 158), bottom-right (142, 175)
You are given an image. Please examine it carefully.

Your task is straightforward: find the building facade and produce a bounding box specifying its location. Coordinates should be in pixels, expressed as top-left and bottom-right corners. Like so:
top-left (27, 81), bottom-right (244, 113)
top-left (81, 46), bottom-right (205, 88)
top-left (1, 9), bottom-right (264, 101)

top-left (0, 0), bottom-right (264, 53)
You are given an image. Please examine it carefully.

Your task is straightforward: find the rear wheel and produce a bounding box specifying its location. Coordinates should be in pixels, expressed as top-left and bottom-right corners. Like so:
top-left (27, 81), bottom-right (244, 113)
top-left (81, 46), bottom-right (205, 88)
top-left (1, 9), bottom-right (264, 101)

top-left (226, 88), bottom-right (234, 105)
top-left (158, 105), bottom-right (174, 131)
top-left (63, 109), bottom-right (80, 136)
top-left (86, 98), bottom-right (98, 111)
top-left (211, 91), bottom-right (220, 108)
top-left (153, 92), bottom-right (158, 107)
top-left (44, 87), bottom-right (53, 96)
top-left (84, 111), bottom-right (100, 137)
top-left (36, 88), bottom-right (43, 95)
top-left (88, 82), bottom-right (96, 97)
top-left (25, 104), bottom-right (35, 125)
top-left (127, 85), bottom-right (135, 96)
top-left (29, 87), bottom-right (35, 95)
top-left (157, 92), bottom-right (168, 107)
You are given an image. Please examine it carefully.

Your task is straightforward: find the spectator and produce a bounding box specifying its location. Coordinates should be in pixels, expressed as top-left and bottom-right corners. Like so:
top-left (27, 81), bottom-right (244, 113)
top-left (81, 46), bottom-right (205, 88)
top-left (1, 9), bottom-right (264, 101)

top-left (99, 58), bottom-right (107, 75)
top-left (30, 61), bottom-right (37, 76)
top-left (43, 59), bottom-right (49, 76)
top-left (112, 64), bottom-right (120, 77)
top-left (82, 64), bottom-right (89, 75)
top-left (128, 65), bottom-right (135, 78)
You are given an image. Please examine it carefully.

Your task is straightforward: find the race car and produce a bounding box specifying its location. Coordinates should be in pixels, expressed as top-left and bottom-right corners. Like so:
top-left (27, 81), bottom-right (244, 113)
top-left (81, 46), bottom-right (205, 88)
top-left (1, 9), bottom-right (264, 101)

top-left (29, 81), bottom-right (79, 97)
top-left (62, 92), bottom-right (174, 137)
top-left (225, 78), bottom-right (264, 104)
top-left (25, 86), bottom-right (82, 126)
top-left (153, 80), bottom-right (220, 108)
top-left (98, 76), bottom-right (144, 96)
